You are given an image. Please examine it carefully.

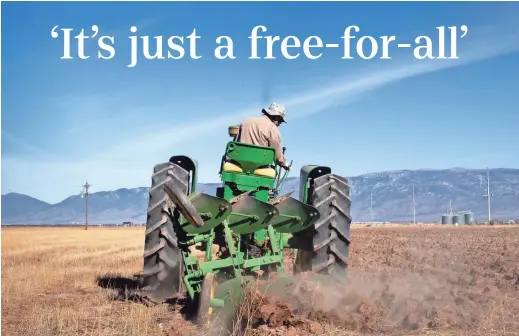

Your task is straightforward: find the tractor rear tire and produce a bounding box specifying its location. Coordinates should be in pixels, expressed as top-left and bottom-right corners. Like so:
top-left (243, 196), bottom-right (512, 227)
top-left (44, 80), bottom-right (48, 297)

top-left (142, 162), bottom-right (189, 302)
top-left (295, 174), bottom-right (351, 283)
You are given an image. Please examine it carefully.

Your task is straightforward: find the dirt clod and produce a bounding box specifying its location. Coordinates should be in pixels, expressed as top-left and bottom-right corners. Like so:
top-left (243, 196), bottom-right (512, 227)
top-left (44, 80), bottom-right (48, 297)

top-left (232, 226), bottom-right (519, 335)
top-left (3, 226), bottom-right (519, 336)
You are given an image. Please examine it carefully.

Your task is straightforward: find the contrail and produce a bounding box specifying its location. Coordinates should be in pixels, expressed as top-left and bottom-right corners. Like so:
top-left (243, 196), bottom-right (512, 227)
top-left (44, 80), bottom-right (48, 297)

top-left (1, 130), bottom-right (59, 159)
top-left (284, 28), bottom-right (519, 118)
top-left (6, 21), bottom-right (519, 201)
top-left (95, 23), bottom-right (519, 160)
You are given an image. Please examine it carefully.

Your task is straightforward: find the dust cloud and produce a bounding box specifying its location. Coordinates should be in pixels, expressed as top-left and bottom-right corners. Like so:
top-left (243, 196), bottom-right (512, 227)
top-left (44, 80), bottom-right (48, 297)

top-left (228, 227), bottom-right (519, 335)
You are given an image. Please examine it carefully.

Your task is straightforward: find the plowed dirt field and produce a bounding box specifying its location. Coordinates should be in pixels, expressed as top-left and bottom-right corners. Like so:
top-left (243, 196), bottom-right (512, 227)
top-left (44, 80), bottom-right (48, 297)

top-left (2, 226), bottom-right (518, 336)
top-left (246, 226), bottom-right (519, 336)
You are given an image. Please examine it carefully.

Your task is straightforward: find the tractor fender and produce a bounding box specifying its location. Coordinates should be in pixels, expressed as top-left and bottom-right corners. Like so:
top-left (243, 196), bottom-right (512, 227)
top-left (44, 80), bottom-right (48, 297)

top-left (299, 165), bottom-right (331, 204)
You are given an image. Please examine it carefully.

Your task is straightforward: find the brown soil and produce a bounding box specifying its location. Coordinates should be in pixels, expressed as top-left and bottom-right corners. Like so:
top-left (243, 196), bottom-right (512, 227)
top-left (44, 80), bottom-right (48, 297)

top-left (234, 226), bottom-right (519, 335)
top-left (3, 226), bottom-right (519, 336)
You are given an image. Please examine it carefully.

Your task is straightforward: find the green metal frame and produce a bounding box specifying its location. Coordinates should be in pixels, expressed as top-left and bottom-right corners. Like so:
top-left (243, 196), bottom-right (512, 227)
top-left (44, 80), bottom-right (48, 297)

top-left (222, 141), bottom-right (276, 172)
top-left (167, 142), bottom-right (327, 311)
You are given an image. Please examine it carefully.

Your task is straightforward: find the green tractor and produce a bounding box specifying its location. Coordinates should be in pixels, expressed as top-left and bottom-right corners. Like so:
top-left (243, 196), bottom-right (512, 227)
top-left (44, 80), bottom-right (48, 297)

top-left (141, 125), bottom-right (351, 326)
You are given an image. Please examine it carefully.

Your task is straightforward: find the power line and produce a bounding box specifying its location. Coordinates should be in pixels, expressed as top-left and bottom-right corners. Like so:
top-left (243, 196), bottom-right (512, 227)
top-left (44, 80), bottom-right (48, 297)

top-left (368, 190), bottom-right (374, 223)
top-left (487, 168), bottom-right (491, 224)
top-left (483, 168), bottom-right (492, 224)
top-left (412, 184), bottom-right (416, 225)
top-left (81, 182), bottom-right (90, 230)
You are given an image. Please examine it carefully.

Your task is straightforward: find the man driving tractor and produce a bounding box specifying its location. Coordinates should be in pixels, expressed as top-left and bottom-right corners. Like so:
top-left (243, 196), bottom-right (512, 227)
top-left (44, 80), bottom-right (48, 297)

top-left (236, 102), bottom-right (290, 170)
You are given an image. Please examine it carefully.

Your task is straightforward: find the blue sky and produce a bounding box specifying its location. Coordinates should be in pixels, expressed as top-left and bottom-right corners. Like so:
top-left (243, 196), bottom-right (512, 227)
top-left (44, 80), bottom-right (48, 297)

top-left (2, 1), bottom-right (519, 203)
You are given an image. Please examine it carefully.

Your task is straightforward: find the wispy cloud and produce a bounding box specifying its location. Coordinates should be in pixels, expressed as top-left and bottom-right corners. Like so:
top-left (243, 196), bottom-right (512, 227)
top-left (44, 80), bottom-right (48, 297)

top-left (94, 23), bottom-right (519, 162)
top-left (3, 22), bottom-right (519, 202)
top-left (2, 130), bottom-right (59, 159)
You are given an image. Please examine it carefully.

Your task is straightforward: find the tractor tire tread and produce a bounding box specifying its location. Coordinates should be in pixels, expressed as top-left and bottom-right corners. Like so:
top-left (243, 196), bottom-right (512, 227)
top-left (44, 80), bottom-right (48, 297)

top-left (296, 173), bottom-right (351, 283)
top-left (142, 162), bottom-right (189, 302)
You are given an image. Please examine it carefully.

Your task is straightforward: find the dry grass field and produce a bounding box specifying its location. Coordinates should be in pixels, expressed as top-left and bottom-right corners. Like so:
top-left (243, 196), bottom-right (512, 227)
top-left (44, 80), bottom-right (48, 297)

top-left (2, 225), bottom-right (519, 336)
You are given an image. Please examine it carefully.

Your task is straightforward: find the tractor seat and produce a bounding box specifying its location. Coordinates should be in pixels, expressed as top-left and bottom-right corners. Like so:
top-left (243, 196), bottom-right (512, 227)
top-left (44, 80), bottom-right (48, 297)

top-left (222, 162), bottom-right (276, 178)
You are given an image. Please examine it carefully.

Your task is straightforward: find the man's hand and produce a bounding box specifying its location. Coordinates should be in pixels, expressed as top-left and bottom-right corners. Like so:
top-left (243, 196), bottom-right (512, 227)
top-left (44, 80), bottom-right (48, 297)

top-left (280, 162), bottom-right (290, 171)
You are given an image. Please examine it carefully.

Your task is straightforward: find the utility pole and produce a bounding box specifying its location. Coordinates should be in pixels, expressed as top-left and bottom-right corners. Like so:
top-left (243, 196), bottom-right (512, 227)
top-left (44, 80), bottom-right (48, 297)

top-left (81, 182), bottom-right (90, 230)
top-left (484, 168), bottom-right (492, 225)
top-left (368, 191), bottom-right (374, 224)
top-left (412, 184), bottom-right (416, 225)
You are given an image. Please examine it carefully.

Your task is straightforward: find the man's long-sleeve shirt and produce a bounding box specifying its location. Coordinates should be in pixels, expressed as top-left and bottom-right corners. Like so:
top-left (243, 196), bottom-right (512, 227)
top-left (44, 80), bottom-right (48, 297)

top-left (237, 115), bottom-right (285, 165)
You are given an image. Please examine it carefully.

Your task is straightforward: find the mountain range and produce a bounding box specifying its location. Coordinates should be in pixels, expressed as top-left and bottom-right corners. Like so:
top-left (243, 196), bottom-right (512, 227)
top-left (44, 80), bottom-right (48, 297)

top-left (2, 168), bottom-right (518, 224)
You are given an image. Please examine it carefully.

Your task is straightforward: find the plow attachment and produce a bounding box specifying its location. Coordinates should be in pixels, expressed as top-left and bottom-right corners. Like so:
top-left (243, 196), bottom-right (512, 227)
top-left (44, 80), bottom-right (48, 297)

top-left (141, 153), bottom-right (352, 328)
top-left (158, 171), bottom-right (324, 323)
top-left (201, 272), bottom-right (341, 327)
top-left (268, 192), bottom-right (320, 233)
top-left (165, 177), bottom-right (320, 237)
